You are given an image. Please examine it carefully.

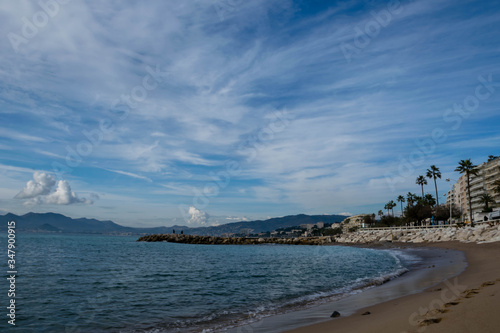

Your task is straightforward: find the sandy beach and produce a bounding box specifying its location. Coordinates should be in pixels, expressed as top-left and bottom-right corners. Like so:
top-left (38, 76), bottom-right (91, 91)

top-left (284, 241), bottom-right (500, 333)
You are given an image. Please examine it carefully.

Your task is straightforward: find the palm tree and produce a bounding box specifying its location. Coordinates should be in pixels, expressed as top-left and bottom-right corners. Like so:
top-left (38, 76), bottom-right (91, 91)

top-left (423, 193), bottom-right (436, 207)
top-left (397, 195), bottom-right (405, 217)
top-left (389, 200), bottom-right (396, 216)
top-left (416, 175), bottom-right (427, 197)
top-left (493, 179), bottom-right (500, 194)
top-left (455, 159), bottom-right (479, 225)
top-left (426, 165), bottom-right (441, 206)
top-left (378, 210), bottom-right (384, 219)
top-left (406, 192), bottom-right (416, 208)
top-left (384, 203), bottom-right (390, 216)
top-left (478, 193), bottom-right (496, 212)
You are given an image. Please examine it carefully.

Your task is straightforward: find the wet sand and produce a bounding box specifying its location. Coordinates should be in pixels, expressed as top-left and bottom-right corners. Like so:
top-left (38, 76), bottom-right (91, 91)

top-left (284, 241), bottom-right (500, 333)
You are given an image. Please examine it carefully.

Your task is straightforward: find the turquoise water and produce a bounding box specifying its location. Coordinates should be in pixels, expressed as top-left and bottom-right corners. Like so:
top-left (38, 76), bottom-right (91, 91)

top-left (1, 234), bottom-right (414, 332)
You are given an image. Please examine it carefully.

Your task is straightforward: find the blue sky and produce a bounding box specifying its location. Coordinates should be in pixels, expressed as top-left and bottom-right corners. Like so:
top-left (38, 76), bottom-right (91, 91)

top-left (1, 0), bottom-right (499, 227)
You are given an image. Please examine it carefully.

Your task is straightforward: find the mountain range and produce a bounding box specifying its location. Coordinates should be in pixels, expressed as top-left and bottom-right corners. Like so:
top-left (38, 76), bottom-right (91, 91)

top-left (0, 212), bottom-right (347, 236)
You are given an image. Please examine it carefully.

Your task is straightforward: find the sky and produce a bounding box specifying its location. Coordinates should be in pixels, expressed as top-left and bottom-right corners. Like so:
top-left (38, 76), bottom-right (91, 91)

top-left (0, 0), bottom-right (499, 228)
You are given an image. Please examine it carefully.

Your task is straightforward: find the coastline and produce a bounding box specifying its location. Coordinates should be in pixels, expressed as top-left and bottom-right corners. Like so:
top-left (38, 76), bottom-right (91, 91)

top-left (226, 243), bottom-right (466, 333)
top-left (281, 241), bottom-right (500, 333)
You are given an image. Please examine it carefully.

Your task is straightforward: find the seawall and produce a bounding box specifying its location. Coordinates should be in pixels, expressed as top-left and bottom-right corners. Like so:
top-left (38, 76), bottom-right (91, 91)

top-left (336, 223), bottom-right (500, 244)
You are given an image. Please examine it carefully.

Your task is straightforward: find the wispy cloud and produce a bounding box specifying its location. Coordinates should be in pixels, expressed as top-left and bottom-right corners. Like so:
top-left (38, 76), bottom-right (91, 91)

top-left (104, 169), bottom-right (153, 183)
top-left (0, 0), bottom-right (499, 225)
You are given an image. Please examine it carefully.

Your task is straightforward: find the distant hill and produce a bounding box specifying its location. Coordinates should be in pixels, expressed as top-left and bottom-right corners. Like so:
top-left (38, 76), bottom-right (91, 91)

top-left (0, 212), bottom-right (347, 236)
top-left (0, 212), bottom-right (170, 235)
top-left (176, 214), bottom-right (346, 236)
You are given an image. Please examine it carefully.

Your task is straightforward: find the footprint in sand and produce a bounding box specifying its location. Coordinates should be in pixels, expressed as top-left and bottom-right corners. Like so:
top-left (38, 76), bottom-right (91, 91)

top-left (419, 318), bottom-right (442, 326)
top-left (444, 301), bottom-right (460, 307)
top-left (481, 281), bottom-right (496, 287)
top-left (427, 309), bottom-right (449, 316)
top-left (463, 289), bottom-right (480, 298)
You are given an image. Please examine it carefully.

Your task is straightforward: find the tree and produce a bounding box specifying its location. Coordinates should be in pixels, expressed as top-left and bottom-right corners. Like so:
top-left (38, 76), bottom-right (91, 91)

top-left (416, 175), bottom-right (427, 197)
top-left (488, 155), bottom-right (499, 162)
top-left (426, 165), bottom-right (441, 206)
top-left (478, 193), bottom-right (496, 212)
top-left (423, 193), bottom-right (436, 207)
top-left (363, 214), bottom-right (375, 227)
top-left (455, 159), bottom-right (479, 225)
top-left (378, 210), bottom-right (384, 219)
top-left (405, 201), bottom-right (433, 225)
top-left (433, 204), bottom-right (461, 222)
top-left (397, 195), bottom-right (405, 217)
top-left (493, 179), bottom-right (500, 194)
top-left (406, 192), bottom-right (417, 208)
top-left (384, 203), bottom-right (390, 216)
top-left (388, 200), bottom-right (397, 216)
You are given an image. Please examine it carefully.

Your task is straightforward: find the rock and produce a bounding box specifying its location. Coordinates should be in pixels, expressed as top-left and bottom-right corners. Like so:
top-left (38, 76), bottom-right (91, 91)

top-left (362, 311), bottom-right (371, 315)
top-left (412, 237), bottom-right (424, 243)
top-left (330, 311), bottom-right (341, 318)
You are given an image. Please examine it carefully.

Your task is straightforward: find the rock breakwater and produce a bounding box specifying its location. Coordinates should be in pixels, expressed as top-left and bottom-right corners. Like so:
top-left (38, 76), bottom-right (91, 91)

top-left (137, 234), bottom-right (335, 245)
top-left (336, 223), bottom-right (500, 244)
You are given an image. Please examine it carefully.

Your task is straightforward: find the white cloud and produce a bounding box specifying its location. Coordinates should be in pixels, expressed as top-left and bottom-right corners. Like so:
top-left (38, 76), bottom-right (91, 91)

top-left (1, 0), bottom-right (499, 222)
top-left (0, 164), bottom-right (34, 174)
top-left (15, 172), bottom-right (56, 199)
top-left (44, 181), bottom-right (91, 205)
top-left (15, 172), bottom-right (92, 205)
top-left (187, 206), bottom-right (209, 226)
top-left (338, 212), bottom-right (353, 216)
top-left (105, 169), bottom-right (153, 182)
top-left (0, 128), bottom-right (48, 143)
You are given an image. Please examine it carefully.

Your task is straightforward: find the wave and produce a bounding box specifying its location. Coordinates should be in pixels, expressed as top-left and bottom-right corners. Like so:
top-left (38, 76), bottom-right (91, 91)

top-left (141, 250), bottom-right (416, 333)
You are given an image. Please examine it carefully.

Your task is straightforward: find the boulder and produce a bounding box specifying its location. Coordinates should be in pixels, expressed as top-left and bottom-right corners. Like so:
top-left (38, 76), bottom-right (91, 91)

top-left (330, 311), bottom-right (341, 318)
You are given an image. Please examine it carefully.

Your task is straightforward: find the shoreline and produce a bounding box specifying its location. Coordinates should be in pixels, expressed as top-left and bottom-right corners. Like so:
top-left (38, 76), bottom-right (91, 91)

top-left (280, 241), bottom-right (500, 333)
top-left (226, 244), bottom-right (466, 333)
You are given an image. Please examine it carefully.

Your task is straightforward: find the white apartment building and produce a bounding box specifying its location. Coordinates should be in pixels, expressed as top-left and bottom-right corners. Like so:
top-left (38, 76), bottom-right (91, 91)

top-left (446, 157), bottom-right (500, 221)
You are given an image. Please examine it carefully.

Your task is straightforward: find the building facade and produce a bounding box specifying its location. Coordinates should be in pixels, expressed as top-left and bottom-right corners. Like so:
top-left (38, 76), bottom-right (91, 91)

top-left (446, 157), bottom-right (500, 221)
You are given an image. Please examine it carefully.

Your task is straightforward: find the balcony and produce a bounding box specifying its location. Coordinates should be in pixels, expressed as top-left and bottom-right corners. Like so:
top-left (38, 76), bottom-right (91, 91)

top-left (470, 185), bottom-right (485, 193)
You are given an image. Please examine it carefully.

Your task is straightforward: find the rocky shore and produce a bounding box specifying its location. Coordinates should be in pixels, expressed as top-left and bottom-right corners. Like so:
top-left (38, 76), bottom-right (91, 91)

top-left (137, 234), bottom-right (335, 245)
top-left (335, 223), bottom-right (500, 244)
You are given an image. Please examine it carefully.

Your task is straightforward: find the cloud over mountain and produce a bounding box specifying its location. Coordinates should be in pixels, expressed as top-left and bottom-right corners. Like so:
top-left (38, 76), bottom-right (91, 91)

top-left (15, 172), bottom-right (55, 199)
top-left (187, 206), bottom-right (209, 226)
top-left (15, 172), bottom-right (93, 205)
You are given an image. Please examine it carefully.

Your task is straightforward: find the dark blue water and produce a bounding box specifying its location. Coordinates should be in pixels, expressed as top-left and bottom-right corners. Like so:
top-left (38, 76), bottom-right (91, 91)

top-left (1, 234), bottom-right (414, 332)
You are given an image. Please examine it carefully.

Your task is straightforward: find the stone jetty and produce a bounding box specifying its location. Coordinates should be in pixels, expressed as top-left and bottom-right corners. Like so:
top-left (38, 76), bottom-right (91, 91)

top-left (137, 234), bottom-right (335, 245)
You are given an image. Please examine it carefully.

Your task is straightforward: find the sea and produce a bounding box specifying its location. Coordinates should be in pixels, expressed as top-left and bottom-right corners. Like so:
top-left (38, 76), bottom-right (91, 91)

top-left (1, 233), bottom-right (423, 333)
